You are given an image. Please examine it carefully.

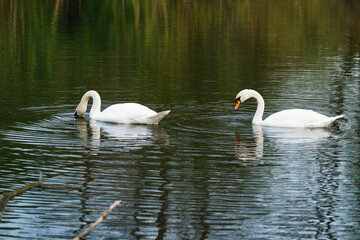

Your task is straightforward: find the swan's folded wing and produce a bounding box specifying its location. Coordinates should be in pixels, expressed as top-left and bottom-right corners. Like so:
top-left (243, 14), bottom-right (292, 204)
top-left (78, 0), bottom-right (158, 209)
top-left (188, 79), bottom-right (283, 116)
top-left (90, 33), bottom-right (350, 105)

top-left (262, 109), bottom-right (332, 128)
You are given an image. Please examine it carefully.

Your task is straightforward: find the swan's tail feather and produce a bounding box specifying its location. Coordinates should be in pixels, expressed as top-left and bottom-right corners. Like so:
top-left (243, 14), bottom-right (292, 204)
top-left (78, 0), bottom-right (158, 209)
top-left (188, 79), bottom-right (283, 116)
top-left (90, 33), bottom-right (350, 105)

top-left (334, 114), bottom-right (345, 120)
top-left (325, 114), bottom-right (345, 127)
top-left (146, 110), bottom-right (171, 125)
top-left (307, 114), bottom-right (345, 128)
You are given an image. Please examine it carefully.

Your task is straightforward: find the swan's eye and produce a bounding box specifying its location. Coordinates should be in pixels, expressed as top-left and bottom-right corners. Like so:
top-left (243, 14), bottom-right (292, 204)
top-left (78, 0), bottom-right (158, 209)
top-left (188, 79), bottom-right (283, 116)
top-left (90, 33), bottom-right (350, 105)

top-left (235, 97), bottom-right (241, 103)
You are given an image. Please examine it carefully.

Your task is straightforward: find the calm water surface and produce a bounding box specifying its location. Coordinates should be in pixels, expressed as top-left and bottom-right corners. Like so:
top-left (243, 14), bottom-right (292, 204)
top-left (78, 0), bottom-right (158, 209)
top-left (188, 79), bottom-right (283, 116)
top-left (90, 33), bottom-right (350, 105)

top-left (1, 1), bottom-right (360, 239)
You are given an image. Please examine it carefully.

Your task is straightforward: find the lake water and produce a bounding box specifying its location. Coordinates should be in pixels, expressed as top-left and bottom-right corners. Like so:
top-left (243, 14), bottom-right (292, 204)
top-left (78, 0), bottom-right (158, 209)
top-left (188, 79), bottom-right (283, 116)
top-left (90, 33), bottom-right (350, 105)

top-left (1, 1), bottom-right (360, 239)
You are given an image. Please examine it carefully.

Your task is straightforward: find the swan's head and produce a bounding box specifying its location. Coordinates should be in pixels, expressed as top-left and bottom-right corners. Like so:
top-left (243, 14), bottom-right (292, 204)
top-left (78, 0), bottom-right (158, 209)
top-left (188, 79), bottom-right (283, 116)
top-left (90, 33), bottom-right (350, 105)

top-left (74, 104), bottom-right (87, 118)
top-left (234, 89), bottom-right (253, 110)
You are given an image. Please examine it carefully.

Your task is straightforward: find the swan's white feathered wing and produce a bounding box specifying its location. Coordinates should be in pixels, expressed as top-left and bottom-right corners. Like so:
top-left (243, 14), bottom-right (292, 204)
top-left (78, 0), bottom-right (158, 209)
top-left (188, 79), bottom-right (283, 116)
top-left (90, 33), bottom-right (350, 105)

top-left (261, 109), bottom-right (343, 128)
top-left (94, 103), bottom-right (170, 124)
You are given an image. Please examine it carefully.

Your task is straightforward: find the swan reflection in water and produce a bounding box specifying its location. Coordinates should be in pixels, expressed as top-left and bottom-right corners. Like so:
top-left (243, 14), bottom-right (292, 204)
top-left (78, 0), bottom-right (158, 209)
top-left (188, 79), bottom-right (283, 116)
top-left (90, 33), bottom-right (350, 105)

top-left (76, 118), bottom-right (169, 153)
top-left (261, 125), bottom-right (333, 144)
top-left (235, 125), bottom-right (334, 164)
top-left (235, 125), bottom-right (264, 164)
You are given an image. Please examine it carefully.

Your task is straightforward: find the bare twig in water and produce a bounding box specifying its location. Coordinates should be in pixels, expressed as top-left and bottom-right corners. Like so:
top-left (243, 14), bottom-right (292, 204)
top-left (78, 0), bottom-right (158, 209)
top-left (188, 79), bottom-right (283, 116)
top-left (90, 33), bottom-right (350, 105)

top-left (0, 171), bottom-right (82, 220)
top-left (73, 200), bottom-right (122, 240)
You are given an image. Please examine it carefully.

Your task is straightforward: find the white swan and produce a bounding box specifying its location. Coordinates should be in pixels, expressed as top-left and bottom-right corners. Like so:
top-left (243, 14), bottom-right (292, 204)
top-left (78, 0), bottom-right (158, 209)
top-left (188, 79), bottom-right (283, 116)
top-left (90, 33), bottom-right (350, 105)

top-left (234, 89), bottom-right (344, 128)
top-left (74, 90), bottom-right (170, 124)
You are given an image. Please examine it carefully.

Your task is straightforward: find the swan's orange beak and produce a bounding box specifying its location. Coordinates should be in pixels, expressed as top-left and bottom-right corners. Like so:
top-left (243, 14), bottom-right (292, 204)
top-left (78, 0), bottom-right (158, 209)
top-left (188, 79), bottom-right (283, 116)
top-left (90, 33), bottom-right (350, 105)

top-left (235, 99), bottom-right (241, 110)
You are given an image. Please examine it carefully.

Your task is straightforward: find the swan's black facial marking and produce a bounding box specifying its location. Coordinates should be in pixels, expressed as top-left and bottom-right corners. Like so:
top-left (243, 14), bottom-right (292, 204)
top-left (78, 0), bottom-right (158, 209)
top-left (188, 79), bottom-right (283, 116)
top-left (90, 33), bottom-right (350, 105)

top-left (74, 111), bottom-right (80, 119)
top-left (234, 97), bottom-right (241, 110)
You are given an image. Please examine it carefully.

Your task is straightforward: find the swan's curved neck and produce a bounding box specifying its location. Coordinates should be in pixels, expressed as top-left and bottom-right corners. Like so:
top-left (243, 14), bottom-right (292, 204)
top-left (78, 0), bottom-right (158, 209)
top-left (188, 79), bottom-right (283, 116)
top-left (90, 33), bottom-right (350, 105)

top-left (249, 90), bottom-right (265, 125)
top-left (82, 91), bottom-right (101, 118)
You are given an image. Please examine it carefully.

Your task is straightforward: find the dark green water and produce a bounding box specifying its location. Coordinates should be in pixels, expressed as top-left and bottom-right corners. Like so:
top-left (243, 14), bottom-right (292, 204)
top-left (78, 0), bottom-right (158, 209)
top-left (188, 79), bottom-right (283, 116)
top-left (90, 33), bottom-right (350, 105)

top-left (1, 1), bottom-right (360, 239)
